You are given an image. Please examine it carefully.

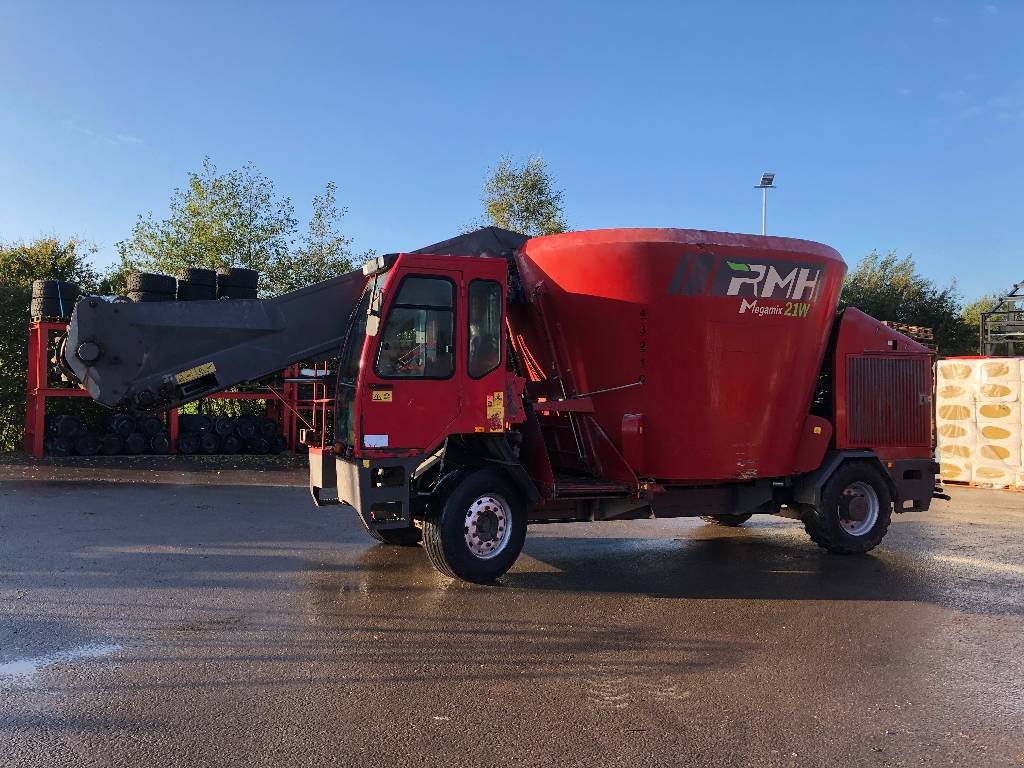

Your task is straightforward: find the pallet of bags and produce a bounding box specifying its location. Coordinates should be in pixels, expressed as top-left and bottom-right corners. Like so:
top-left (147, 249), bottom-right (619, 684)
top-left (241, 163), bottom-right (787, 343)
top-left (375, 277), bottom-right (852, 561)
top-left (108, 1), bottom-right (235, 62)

top-left (936, 358), bottom-right (977, 402)
top-left (972, 401), bottom-right (1021, 488)
top-left (935, 359), bottom-right (978, 484)
top-left (975, 358), bottom-right (1020, 403)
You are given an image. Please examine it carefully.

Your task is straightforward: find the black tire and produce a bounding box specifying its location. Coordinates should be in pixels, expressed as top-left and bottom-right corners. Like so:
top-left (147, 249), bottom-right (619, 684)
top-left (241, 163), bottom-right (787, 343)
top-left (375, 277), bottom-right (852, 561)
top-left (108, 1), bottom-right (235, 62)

top-left (221, 434), bottom-right (242, 454)
top-left (48, 436), bottom-right (72, 456)
top-left (249, 435), bottom-right (271, 455)
top-left (177, 432), bottom-right (199, 455)
top-left (32, 280), bottom-right (80, 300)
top-left (234, 416), bottom-right (256, 440)
top-left (212, 416), bottom-right (235, 437)
top-left (127, 291), bottom-right (174, 303)
top-left (801, 462), bottom-right (893, 555)
top-left (700, 513), bottom-right (753, 527)
top-left (258, 417), bottom-right (278, 438)
top-left (100, 434), bottom-right (123, 455)
top-left (217, 267), bottom-right (259, 289)
top-left (421, 468), bottom-right (527, 583)
top-left (217, 285), bottom-right (258, 300)
top-left (149, 432), bottom-right (171, 454)
top-left (73, 432), bottom-right (100, 456)
top-left (31, 297), bottom-right (71, 319)
top-left (137, 415), bottom-right (164, 438)
top-left (272, 434), bottom-right (287, 453)
top-left (179, 414), bottom-right (212, 434)
top-left (176, 282), bottom-right (217, 301)
top-left (126, 272), bottom-right (176, 294)
top-left (48, 414), bottom-right (81, 439)
top-left (199, 433), bottom-right (219, 454)
top-left (179, 268), bottom-right (217, 286)
top-left (124, 432), bottom-right (148, 455)
top-left (109, 414), bottom-right (136, 438)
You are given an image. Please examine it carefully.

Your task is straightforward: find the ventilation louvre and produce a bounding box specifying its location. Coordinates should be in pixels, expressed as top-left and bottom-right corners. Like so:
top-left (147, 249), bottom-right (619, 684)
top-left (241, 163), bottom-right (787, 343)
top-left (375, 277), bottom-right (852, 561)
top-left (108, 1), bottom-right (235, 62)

top-left (847, 356), bottom-right (931, 446)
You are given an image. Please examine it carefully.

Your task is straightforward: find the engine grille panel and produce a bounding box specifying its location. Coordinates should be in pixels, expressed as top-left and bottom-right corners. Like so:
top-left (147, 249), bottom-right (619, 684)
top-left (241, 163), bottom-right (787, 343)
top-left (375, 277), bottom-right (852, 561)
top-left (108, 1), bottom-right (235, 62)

top-left (847, 356), bottom-right (932, 446)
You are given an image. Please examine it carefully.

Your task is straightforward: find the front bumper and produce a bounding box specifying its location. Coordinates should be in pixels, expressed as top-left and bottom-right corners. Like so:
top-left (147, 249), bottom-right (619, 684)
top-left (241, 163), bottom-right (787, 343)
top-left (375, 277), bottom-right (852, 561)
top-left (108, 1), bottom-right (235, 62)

top-left (308, 448), bottom-right (419, 530)
top-left (886, 458), bottom-right (939, 512)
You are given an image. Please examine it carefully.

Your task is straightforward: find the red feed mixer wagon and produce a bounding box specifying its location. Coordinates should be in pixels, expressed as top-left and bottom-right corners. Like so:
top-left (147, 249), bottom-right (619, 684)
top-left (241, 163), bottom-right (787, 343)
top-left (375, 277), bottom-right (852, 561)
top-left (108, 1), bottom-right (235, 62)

top-left (64, 227), bottom-right (939, 583)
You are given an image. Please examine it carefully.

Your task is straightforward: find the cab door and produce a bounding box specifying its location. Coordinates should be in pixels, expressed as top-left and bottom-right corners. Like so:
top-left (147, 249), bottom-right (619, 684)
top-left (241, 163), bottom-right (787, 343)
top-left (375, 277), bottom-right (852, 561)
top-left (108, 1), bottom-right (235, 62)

top-left (358, 267), bottom-right (462, 454)
top-left (462, 277), bottom-right (508, 433)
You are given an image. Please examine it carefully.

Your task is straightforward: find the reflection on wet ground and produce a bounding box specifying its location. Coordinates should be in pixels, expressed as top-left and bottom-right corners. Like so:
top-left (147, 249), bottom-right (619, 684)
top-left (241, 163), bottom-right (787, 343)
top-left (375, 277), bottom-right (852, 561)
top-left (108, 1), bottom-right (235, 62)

top-left (1, 480), bottom-right (1022, 766)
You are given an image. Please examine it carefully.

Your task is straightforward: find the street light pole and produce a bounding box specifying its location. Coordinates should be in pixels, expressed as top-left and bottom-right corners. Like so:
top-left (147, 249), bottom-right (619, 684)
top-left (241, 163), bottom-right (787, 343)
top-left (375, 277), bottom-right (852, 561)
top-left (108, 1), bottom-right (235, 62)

top-left (756, 172), bottom-right (776, 236)
top-left (761, 186), bottom-right (767, 235)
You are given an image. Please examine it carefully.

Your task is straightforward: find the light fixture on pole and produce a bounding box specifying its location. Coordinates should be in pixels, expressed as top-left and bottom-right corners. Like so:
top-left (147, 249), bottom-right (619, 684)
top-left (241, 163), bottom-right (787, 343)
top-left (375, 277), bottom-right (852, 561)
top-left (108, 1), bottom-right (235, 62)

top-left (755, 172), bottom-right (776, 236)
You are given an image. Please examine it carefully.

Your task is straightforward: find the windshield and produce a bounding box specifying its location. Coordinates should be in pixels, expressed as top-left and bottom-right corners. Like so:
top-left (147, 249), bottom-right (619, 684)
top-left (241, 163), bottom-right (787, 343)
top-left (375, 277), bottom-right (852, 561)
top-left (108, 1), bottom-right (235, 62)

top-left (335, 289), bottom-right (371, 449)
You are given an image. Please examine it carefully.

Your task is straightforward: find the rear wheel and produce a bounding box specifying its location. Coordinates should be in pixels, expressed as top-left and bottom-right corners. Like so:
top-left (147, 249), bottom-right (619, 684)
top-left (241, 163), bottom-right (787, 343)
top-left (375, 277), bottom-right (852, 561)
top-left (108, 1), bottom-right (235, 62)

top-left (801, 462), bottom-right (892, 554)
top-left (422, 469), bottom-right (526, 583)
top-left (700, 513), bottom-right (753, 527)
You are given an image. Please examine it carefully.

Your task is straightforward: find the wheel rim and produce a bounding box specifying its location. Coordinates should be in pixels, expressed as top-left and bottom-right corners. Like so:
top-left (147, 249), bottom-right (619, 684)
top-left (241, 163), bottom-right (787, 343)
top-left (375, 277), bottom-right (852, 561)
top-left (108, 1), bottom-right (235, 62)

top-left (837, 480), bottom-right (879, 536)
top-left (464, 494), bottom-right (512, 560)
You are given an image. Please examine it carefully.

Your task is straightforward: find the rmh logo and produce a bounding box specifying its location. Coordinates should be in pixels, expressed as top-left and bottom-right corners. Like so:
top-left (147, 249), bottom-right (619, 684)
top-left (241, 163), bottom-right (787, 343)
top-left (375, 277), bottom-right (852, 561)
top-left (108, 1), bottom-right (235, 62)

top-left (725, 260), bottom-right (821, 301)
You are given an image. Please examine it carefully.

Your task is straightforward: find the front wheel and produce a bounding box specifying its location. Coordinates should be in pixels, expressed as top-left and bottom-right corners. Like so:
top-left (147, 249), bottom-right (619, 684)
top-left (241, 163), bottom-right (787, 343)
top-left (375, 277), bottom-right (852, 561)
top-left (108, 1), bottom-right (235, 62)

top-left (801, 461), bottom-right (892, 554)
top-left (422, 469), bottom-right (527, 583)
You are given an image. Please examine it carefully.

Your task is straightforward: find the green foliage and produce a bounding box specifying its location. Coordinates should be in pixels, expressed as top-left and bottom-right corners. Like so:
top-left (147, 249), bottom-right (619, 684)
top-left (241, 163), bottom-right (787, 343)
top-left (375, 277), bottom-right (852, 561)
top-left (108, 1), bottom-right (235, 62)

top-left (116, 159), bottom-right (359, 296)
top-left (0, 238), bottom-right (99, 451)
top-left (116, 157), bottom-right (296, 295)
top-left (838, 250), bottom-right (980, 355)
top-left (267, 181), bottom-right (360, 291)
top-left (480, 155), bottom-right (568, 236)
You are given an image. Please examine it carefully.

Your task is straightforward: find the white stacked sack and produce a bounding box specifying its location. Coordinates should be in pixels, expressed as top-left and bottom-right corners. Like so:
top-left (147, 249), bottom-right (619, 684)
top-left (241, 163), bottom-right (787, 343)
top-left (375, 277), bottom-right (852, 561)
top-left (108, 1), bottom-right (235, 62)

top-left (976, 358), bottom-right (1021, 402)
top-left (972, 359), bottom-right (1022, 488)
top-left (935, 359), bottom-right (978, 484)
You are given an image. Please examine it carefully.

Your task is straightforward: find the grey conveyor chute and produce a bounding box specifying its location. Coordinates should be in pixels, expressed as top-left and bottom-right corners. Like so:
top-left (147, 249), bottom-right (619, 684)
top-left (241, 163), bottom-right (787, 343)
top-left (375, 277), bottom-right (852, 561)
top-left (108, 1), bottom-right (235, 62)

top-left (64, 270), bottom-right (368, 413)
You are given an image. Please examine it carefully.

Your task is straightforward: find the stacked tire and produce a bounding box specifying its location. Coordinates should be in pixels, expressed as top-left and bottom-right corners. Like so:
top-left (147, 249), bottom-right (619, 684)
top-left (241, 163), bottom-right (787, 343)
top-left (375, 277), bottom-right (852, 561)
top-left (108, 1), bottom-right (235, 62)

top-left (100, 413), bottom-right (172, 455)
top-left (216, 268), bottom-right (259, 300)
top-left (43, 412), bottom-right (172, 456)
top-left (176, 268), bottom-right (217, 301)
top-left (176, 414), bottom-right (286, 455)
top-left (127, 272), bottom-right (176, 303)
top-left (31, 280), bottom-right (80, 320)
top-left (123, 268), bottom-right (260, 303)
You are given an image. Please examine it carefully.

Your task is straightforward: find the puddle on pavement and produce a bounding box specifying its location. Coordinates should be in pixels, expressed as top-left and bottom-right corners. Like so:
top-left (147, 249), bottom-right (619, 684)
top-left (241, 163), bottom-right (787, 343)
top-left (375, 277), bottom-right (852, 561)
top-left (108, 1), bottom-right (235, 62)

top-left (0, 642), bottom-right (121, 682)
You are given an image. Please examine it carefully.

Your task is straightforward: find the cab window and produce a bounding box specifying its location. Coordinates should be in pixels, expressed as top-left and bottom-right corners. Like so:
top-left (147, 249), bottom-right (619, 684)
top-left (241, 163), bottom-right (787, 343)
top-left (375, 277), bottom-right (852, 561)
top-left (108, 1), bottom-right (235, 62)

top-left (375, 276), bottom-right (455, 378)
top-left (468, 280), bottom-right (502, 378)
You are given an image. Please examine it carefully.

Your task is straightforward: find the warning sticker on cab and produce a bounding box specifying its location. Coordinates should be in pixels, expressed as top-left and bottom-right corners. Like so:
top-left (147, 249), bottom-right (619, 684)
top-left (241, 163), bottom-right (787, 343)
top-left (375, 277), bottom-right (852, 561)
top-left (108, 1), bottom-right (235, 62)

top-left (486, 391), bottom-right (504, 432)
top-left (371, 389), bottom-right (393, 402)
top-left (174, 362), bottom-right (216, 385)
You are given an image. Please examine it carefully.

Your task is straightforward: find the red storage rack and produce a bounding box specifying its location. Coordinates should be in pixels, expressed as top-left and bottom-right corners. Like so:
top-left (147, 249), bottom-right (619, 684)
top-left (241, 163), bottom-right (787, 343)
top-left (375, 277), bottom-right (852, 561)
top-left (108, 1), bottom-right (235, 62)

top-left (24, 320), bottom-right (92, 457)
top-left (24, 320), bottom-right (330, 458)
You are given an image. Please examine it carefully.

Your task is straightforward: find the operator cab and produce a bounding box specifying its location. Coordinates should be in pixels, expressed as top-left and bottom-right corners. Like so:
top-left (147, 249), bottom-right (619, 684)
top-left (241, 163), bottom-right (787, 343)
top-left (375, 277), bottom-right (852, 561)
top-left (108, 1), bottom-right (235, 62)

top-left (335, 252), bottom-right (509, 460)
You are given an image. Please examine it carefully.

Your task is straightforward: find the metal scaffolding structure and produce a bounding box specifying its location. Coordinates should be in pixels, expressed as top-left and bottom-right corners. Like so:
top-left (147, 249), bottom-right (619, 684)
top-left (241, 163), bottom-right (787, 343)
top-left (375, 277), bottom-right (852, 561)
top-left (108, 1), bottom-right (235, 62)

top-left (980, 281), bottom-right (1024, 356)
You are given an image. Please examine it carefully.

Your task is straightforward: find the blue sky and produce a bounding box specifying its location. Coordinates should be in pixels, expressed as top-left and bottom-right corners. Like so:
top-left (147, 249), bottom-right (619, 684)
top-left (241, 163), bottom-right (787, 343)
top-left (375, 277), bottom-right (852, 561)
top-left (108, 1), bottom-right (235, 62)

top-left (1, 1), bottom-right (1021, 299)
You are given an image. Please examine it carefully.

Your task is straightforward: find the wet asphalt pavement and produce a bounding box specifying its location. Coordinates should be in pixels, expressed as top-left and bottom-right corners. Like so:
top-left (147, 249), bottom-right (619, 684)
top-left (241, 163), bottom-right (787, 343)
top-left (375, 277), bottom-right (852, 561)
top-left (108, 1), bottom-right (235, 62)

top-left (1, 480), bottom-right (1023, 767)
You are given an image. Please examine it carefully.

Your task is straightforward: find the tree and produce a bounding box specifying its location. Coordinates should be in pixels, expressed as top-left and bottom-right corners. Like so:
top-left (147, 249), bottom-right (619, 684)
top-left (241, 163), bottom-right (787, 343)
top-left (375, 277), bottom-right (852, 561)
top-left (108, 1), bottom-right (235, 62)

top-left (838, 250), bottom-right (976, 354)
top-left (115, 157), bottom-right (298, 295)
top-left (0, 238), bottom-right (99, 451)
top-left (267, 182), bottom-right (362, 292)
top-left (479, 155), bottom-right (568, 236)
